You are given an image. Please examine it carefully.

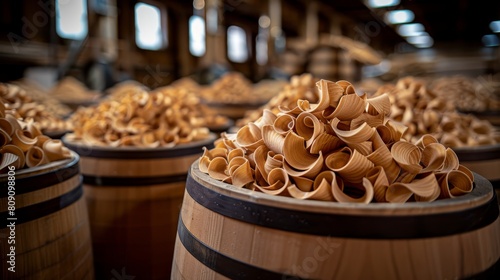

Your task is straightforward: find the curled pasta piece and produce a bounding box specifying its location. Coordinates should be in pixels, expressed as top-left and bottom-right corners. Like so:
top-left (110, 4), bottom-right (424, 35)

top-left (323, 93), bottom-right (366, 121)
top-left (0, 152), bottom-right (19, 170)
top-left (366, 94), bottom-right (391, 116)
top-left (438, 170), bottom-right (473, 199)
top-left (43, 139), bottom-right (71, 161)
top-left (26, 146), bottom-right (49, 167)
top-left (365, 166), bottom-right (389, 202)
top-left (332, 177), bottom-right (374, 203)
top-left (325, 148), bottom-right (374, 183)
top-left (273, 113), bottom-right (295, 135)
top-left (288, 170), bottom-right (335, 201)
top-left (254, 167), bottom-right (290, 196)
top-left (262, 125), bottom-right (285, 154)
top-left (420, 143), bottom-right (446, 173)
top-left (236, 123), bottom-right (263, 152)
top-left (229, 157), bottom-right (254, 187)
top-left (11, 129), bottom-right (37, 152)
top-left (386, 173), bottom-right (440, 203)
top-left (309, 132), bottom-right (343, 155)
top-left (331, 118), bottom-right (375, 144)
top-left (1, 144), bottom-right (25, 169)
top-left (295, 112), bottom-right (324, 148)
top-left (0, 129), bottom-right (12, 148)
top-left (207, 157), bottom-right (231, 182)
top-left (391, 141), bottom-right (422, 174)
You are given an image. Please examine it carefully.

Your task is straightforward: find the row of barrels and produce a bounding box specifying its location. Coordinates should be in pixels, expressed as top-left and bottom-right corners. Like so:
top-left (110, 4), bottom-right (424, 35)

top-left (1, 133), bottom-right (499, 279)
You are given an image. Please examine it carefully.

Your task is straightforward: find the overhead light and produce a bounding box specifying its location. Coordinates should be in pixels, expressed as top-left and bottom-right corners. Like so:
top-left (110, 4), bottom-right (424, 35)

top-left (490, 21), bottom-right (500, 33)
top-left (407, 35), bottom-right (432, 45)
top-left (482, 34), bottom-right (499, 47)
top-left (367, 0), bottom-right (400, 8)
top-left (385, 10), bottom-right (414, 24)
top-left (414, 38), bottom-right (434, 48)
top-left (397, 23), bottom-right (425, 37)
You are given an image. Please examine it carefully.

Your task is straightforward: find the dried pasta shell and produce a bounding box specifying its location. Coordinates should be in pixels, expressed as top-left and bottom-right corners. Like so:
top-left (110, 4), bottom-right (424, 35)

top-left (0, 118), bottom-right (15, 136)
top-left (11, 129), bottom-right (37, 152)
top-left (43, 139), bottom-right (71, 161)
top-left (254, 109), bottom-right (277, 128)
top-left (288, 170), bottom-right (335, 201)
top-left (331, 118), bottom-right (375, 144)
top-left (325, 148), bottom-right (374, 183)
top-left (391, 141), bottom-right (422, 174)
top-left (0, 128), bottom-right (12, 148)
top-left (386, 173), bottom-right (440, 203)
top-left (366, 143), bottom-right (400, 184)
top-left (273, 113), bottom-right (295, 135)
top-left (332, 177), bottom-right (373, 203)
top-left (25, 146), bottom-right (49, 167)
top-left (262, 125), bottom-right (285, 154)
top-left (366, 94), bottom-right (391, 116)
top-left (309, 132), bottom-right (344, 155)
top-left (229, 157), bottom-right (254, 187)
top-left (438, 170), bottom-right (473, 199)
top-left (366, 166), bottom-right (389, 202)
top-left (420, 143), bottom-right (446, 173)
top-left (1, 144), bottom-right (25, 169)
top-left (236, 123), bottom-right (264, 152)
top-left (207, 157), bottom-right (231, 182)
top-left (0, 152), bottom-right (18, 170)
top-left (26, 122), bottom-right (42, 138)
top-left (264, 152), bottom-right (284, 176)
top-left (323, 93), bottom-right (366, 121)
top-left (295, 112), bottom-right (324, 148)
top-left (254, 167), bottom-right (290, 196)
top-left (441, 148), bottom-right (460, 172)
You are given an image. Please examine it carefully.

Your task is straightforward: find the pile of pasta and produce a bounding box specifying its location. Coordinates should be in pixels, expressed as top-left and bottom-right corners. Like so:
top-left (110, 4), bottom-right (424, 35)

top-left (200, 79), bottom-right (473, 203)
top-left (0, 102), bottom-right (72, 172)
top-left (200, 72), bottom-right (269, 104)
top-left (13, 79), bottom-right (72, 117)
top-left (236, 74), bottom-right (319, 127)
top-left (431, 75), bottom-right (500, 112)
top-left (1, 83), bottom-right (72, 133)
top-left (50, 76), bottom-right (101, 104)
top-left (67, 86), bottom-right (214, 147)
top-left (373, 77), bottom-right (499, 147)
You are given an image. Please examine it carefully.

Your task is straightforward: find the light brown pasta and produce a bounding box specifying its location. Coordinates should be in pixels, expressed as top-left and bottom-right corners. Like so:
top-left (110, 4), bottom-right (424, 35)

top-left (199, 78), bottom-right (474, 203)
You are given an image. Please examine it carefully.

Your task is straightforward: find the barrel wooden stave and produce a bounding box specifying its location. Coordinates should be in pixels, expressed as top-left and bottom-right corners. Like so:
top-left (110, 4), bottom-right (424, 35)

top-left (0, 154), bottom-right (94, 280)
top-left (63, 136), bottom-right (214, 279)
top-left (171, 163), bottom-right (500, 280)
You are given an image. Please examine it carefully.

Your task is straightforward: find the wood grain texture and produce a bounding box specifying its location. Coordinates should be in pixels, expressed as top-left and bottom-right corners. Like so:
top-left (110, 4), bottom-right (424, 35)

top-left (171, 162), bottom-right (500, 280)
top-left (77, 141), bottom-right (210, 279)
top-left (0, 154), bottom-right (94, 280)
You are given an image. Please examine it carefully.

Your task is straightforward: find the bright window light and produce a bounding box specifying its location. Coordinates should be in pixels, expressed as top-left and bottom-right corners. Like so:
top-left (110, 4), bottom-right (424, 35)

top-left (135, 3), bottom-right (165, 50)
top-left (256, 35), bottom-right (268, 65)
top-left (56, 0), bottom-right (88, 40)
top-left (227, 25), bottom-right (248, 63)
top-left (407, 35), bottom-right (432, 45)
top-left (490, 21), bottom-right (500, 33)
top-left (482, 34), bottom-right (500, 47)
top-left (385, 10), bottom-right (414, 24)
top-left (367, 0), bottom-right (400, 8)
top-left (189, 15), bottom-right (206, 57)
top-left (397, 23), bottom-right (425, 37)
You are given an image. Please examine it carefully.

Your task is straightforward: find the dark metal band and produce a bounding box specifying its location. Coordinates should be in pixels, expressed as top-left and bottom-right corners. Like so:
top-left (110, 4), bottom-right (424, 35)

top-left (186, 172), bottom-right (499, 239)
top-left (83, 174), bottom-right (187, 186)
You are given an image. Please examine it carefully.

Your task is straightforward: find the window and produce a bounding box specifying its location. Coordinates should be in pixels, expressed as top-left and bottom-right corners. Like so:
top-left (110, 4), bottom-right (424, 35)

top-left (56, 0), bottom-right (88, 40)
top-left (135, 2), bottom-right (166, 50)
top-left (189, 15), bottom-right (206, 57)
top-left (227, 25), bottom-right (248, 63)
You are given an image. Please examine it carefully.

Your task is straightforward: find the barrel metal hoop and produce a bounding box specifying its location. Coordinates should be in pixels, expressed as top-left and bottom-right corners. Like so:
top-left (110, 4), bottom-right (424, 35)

top-left (0, 159), bottom-right (80, 197)
top-left (186, 172), bottom-right (499, 239)
top-left (177, 217), bottom-right (306, 280)
top-left (82, 174), bottom-right (187, 186)
top-left (0, 183), bottom-right (83, 228)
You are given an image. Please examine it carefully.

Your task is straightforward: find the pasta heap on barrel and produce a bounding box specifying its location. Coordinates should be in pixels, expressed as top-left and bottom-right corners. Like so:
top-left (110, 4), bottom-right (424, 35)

top-left (200, 72), bottom-right (272, 104)
top-left (236, 74), bottom-right (319, 127)
top-left (67, 85), bottom-right (214, 147)
top-left (0, 102), bottom-right (72, 172)
top-left (373, 77), bottom-right (499, 147)
top-left (431, 75), bottom-right (500, 112)
top-left (200, 79), bottom-right (474, 203)
top-left (0, 83), bottom-right (72, 133)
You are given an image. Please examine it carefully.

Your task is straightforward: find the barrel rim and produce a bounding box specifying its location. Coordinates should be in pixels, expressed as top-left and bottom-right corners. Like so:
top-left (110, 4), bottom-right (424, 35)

top-left (452, 143), bottom-right (500, 161)
top-left (0, 151), bottom-right (79, 180)
top-left (62, 133), bottom-right (217, 159)
top-left (189, 160), bottom-right (494, 216)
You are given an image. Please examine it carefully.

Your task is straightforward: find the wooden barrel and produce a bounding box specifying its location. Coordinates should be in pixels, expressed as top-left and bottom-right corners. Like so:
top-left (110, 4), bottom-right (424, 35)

top-left (459, 110), bottom-right (500, 127)
top-left (454, 144), bottom-right (500, 202)
top-left (205, 101), bottom-right (266, 121)
top-left (0, 153), bottom-right (94, 279)
top-left (64, 135), bottom-right (215, 279)
top-left (171, 162), bottom-right (500, 280)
